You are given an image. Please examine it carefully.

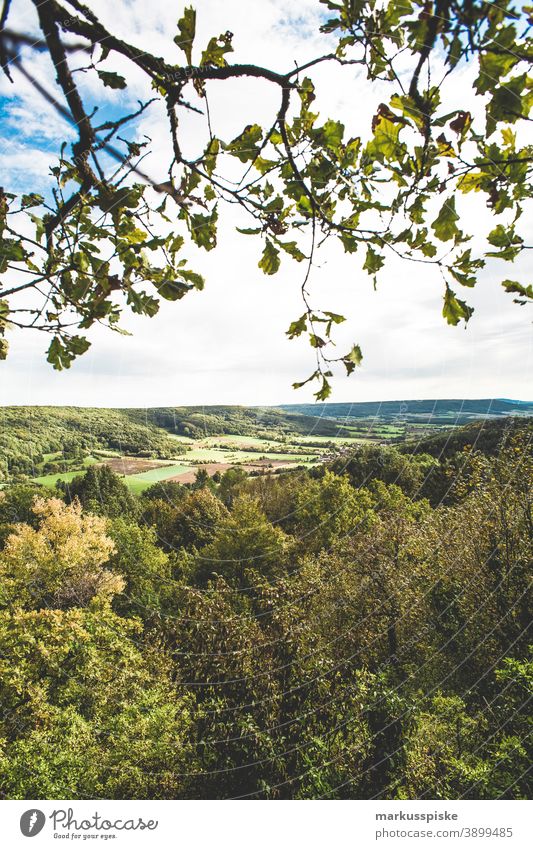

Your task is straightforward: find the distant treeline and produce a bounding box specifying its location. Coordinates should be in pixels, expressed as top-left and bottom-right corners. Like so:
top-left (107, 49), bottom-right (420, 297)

top-left (281, 398), bottom-right (533, 424)
top-left (131, 405), bottom-right (353, 438)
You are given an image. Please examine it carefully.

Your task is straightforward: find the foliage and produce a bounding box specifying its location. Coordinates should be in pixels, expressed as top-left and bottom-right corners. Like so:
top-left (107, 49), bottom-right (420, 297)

top-left (0, 404), bottom-right (366, 483)
top-left (332, 445), bottom-right (437, 499)
top-left (290, 469), bottom-right (373, 553)
top-left (0, 483), bottom-right (55, 544)
top-left (192, 495), bottom-right (290, 586)
top-left (0, 604), bottom-right (196, 798)
top-left (0, 417), bottom-right (531, 799)
top-left (106, 518), bottom-right (174, 620)
top-left (0, 497), bottom-right (120, 610)
top-left (171, 488), bottom-right (230, 552)
top-left (61, 465), bottom-right (139, 518)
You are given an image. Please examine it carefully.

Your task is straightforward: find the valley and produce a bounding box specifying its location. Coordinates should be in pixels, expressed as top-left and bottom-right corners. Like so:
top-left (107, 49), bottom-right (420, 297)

top-left (1, 400), bottom-right (530, 494)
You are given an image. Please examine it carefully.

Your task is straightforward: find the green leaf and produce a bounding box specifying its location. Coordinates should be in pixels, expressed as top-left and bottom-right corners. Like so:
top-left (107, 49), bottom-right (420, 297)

top-left (286, 314), bottom-right (307, 338)
top-left (442, 288), bottom-right (474, 326)
top-left (98, 185), bottom-right (144, 216)
top-left (342, 343), bottom-right (363, 375)
top-left (315, 375), bottom-right (332, 402)
top-left (501, 279), bottom-right (533, 304)
top-left (486, 74), bottom-right (533, 136)
top-left (167, 234), bottom-right (184, 254)
top-left (458, 172), bottom-right (485, 194)
top-left (97, 70), bottom-right (127, 90)
top-left (431, 197), bottom-right (461, 242)
top-left (258, 239), bottom-right (280, 275)
top-left (488, 224), bottom-right (512, 248)
top-left (200, 34), bottom-right (233, 68)
top-left (277, 240), bottom-right (305, 262)
top-left (420, 242), bottom-right (437, 258)
top-left (254, 156), bottom-right (277, 175)
top-left (227, 124), bottom-right (263, 163)
top-left (363, 245), bottom-right (385, 274)
top-left (47, 335), bottom-right (90, 371)
top-left (487, 224), bottom-right (523, 260)
top-left (313, 118), bottom-right (344, 152)
top-left (237, 227), bottom-right (262, 235)
top-left (309, 333), bottom-right (326, 349)
top-left (189, 207), bottom-right (218, 251)
top-left (156, 280), bottom-right (191, 301)
top-left (475, 50), bottom-right (519, 95)
top-left (21, 193), bottom-right (44, 208)
top-left (449, 269), bottom-right (476, 288)
top-left (203, 137), bottom-right (219, 177)
top-left (127, 289), bottom-right (160, 316)
top-left (323, 311), bottom-right (346, 325)
top-left (366, 115), bottom-right (403, 161)
top-left (0, 238), bottom-right (26, 272)
top-left (339, 231), bottom-right (359, 253)
top-left (298, 76), bottom-right (316, 108)
top-left (179, 269), bottom-right (205, 290)
top-left (174, 6), bottom-right (196, 65)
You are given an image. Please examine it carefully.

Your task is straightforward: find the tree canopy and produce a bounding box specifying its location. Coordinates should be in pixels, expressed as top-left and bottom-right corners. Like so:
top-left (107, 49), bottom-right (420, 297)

top-left (0, 0), bottom-right (532, 396)
top-left (0, 422), bottom-right (531, 798)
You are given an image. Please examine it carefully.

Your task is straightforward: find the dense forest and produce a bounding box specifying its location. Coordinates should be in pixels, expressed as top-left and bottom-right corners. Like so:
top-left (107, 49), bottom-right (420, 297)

top-left (0, 407), bottom-right (185, 480)
top-left (0, 415), bottom-right (530, 799)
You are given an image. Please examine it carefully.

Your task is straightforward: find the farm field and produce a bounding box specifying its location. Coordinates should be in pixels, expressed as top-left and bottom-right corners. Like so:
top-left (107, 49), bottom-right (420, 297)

top-left (291, 434), bottom-right (368, 445)
top-left (33, 456), bottom-right (100, 487)
top-left (30, 431), bottom-right (336, 493)
top-left (33, 468), bottom-right (95, 488)
top-left (121, 440), bottom-right (321, 492)
top-left (103, 457), bottom-right (176, 475)
top-left (124, 463), bottom-right (196, 494)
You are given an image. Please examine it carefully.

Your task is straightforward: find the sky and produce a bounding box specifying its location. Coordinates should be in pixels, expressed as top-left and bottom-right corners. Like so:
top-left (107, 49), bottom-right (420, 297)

top-left (0, 0), bottom-right (531, 407)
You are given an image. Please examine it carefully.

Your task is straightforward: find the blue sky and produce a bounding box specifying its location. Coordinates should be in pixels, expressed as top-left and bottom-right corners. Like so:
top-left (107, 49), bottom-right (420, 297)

top-left (0, 0), bottom-right (531, 406)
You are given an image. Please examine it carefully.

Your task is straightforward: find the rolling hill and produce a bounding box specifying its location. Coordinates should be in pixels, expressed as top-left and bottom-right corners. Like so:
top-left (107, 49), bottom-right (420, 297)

top-left (279, 398), bottom-right (533, 425)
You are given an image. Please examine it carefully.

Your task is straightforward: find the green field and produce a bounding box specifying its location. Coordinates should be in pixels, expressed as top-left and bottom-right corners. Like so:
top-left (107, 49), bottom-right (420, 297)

top-left (291, 434), bottom-right (365, 445)
top-left (33, 456), bottom-right (99, 487)
top-left (182, 447), bottom-right (234, 462)
top-left (34, 468), bottom-right (90, 487)
top-left (204, 434), bottom-right (277, 449)
top-left (124, 463), bottom-right (195, 493)
top-left (30, 433), bottom-right (340, 493)
top-left (42, 451), bottom-right (62, 462)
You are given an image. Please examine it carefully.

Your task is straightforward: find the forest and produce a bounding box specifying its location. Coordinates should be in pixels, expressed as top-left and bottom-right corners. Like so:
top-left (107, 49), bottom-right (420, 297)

top-left (0, 414), bottom-right (531, 799)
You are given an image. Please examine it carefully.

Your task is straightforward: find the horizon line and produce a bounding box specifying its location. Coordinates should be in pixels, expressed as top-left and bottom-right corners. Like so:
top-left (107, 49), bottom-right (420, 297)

top-left (0, 396), bottom-right (532, 410)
